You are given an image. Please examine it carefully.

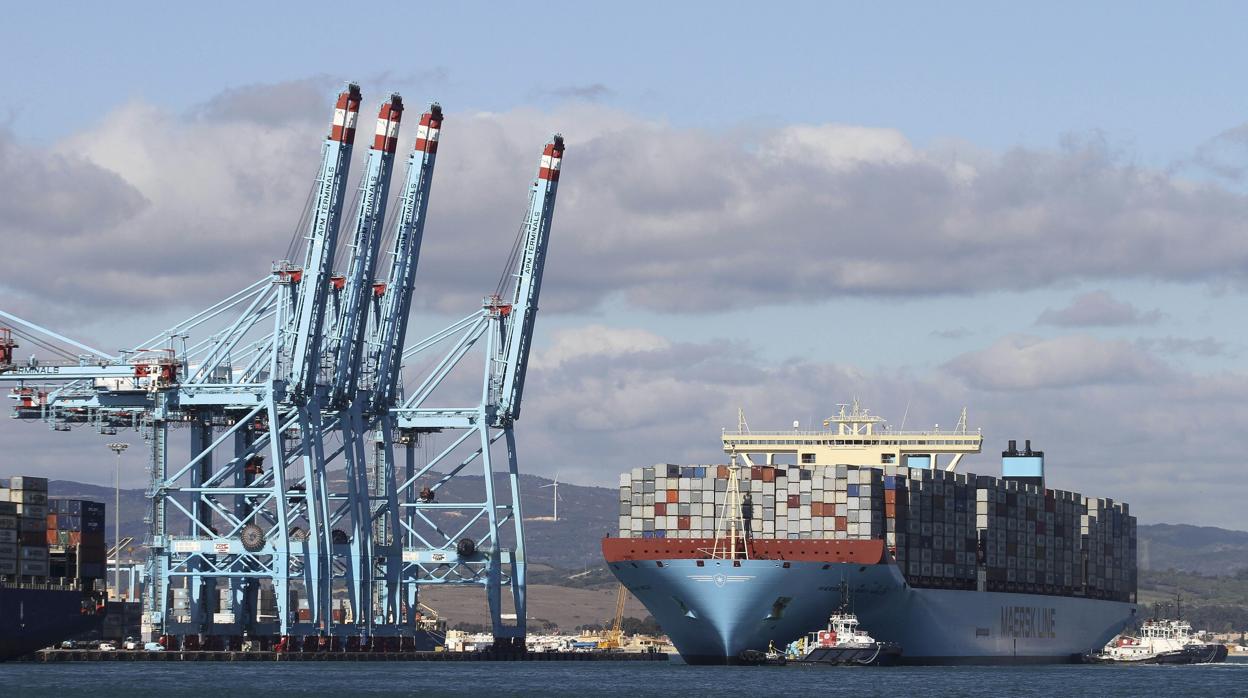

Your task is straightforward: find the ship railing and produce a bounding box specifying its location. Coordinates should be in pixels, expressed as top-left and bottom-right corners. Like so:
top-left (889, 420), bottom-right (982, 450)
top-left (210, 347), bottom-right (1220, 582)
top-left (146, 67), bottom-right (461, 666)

top-left (0, 577), bottom-right (90, 591)
top-left (722, 428), bottom-right (982, 437)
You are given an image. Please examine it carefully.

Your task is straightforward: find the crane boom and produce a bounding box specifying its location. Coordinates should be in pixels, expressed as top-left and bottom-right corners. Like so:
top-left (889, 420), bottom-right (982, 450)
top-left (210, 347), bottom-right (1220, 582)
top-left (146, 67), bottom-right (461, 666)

top-left (330, 94), bottom-right (404, 403)
top-left (286, 84), bottom-right (361, 396)
top-left (370, 104), bottom-right (443, 410)
top-left (496, 135), bottom-right (564, 423)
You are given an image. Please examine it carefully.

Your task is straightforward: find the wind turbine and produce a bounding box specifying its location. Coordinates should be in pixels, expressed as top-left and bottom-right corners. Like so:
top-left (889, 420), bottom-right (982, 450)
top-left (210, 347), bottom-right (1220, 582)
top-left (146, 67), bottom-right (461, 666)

top-left (540, 473), bottom-right (562, 522)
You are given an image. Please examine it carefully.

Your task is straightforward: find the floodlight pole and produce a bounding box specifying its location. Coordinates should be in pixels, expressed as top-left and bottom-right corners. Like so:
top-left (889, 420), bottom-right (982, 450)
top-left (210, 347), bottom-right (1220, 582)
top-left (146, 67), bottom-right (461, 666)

top-left (106, 442), bottom-right (129, 600)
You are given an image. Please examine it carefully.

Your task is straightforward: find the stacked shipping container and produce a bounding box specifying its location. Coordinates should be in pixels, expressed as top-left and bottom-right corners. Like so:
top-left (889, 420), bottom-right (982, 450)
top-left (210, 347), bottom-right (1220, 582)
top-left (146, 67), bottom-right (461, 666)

top-left (0, 476), bottom-right (50, 578)
top-left (46, 498), bottom-right (108, 580)
top-left (618, 463), bottom-right (1135, 602)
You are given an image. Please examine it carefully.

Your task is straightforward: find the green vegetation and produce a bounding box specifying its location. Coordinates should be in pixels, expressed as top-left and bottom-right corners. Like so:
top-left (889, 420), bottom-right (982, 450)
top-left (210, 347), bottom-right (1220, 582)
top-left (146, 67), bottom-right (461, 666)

top-left (1137, 568), bottom-right (1248, 633)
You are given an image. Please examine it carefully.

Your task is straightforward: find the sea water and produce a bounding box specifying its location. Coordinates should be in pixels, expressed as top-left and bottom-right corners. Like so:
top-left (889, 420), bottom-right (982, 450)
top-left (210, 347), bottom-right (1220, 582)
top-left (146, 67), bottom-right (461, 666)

top-left (1, 657), bottom-right (1245, 697)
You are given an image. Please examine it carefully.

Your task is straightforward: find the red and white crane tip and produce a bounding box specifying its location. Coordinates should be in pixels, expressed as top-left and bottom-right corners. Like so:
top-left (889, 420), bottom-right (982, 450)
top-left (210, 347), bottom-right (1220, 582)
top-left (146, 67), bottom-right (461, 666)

top-left (373, 93), bottom-right (404, 154)
top-left (539, 134), bottom-right (564, 182)
top-left (414, 103), bottom-right (443, 154)
top-left (330, 83), bottom-right (363, 143)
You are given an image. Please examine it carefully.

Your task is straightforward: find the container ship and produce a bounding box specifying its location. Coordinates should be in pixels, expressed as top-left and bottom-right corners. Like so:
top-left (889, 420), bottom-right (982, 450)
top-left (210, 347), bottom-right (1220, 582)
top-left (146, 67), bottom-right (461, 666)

top-left (1, 476), bottom-right (108, 660)
top-left (602, 402), bottom-right (1138, 664)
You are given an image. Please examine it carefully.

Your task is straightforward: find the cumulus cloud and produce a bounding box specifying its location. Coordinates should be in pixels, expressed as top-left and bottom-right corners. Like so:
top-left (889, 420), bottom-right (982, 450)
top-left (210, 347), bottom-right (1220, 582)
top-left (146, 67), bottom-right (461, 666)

top-left (1137, 336), bottom-right (1230, 357)
top-left (1190, 123), bottom-right (1248, 182)
top-left (943, 334), bottom-right (1166, 390)
top-left (931, 327), bottom-right (972, 340)
top-left (5, 82), bottom-right (1248, 326)
top-left (508, 326), bottom-right (1246, 527)
top-left (528, 325), bottom-right (670, 370)
top-left (1037, 290), bottom-right (1163, 327)
top-left (534, 83), bottom-right (613, 101)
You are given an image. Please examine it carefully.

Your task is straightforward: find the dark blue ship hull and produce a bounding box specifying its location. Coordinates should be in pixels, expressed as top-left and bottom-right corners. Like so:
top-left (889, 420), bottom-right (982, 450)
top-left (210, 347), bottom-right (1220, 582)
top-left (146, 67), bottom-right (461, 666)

top-left (1, 586), bottom-right (103, 661)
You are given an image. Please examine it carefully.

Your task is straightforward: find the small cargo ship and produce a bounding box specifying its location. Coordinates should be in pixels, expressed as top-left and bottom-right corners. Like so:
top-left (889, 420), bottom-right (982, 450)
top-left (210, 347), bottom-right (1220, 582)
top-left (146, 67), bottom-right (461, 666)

top-left (603, 402), bottom-right (1138, 664)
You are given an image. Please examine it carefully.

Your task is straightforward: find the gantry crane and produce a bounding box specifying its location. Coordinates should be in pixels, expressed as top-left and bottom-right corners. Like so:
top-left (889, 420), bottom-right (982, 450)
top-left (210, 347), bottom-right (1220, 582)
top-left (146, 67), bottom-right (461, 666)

top-left (0, 84), bottom-right (564, 650)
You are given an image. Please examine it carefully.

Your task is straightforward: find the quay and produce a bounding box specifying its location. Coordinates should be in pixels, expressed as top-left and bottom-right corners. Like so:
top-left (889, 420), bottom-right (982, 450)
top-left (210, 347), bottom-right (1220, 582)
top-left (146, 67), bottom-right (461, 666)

top-left (32, 649), bottom-right (670, 663)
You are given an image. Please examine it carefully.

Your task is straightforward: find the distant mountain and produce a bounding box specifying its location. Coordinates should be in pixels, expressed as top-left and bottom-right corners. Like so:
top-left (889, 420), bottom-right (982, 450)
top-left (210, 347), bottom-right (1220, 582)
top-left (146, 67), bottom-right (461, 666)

top-left (45, 476), bottom-right (1248, 577)
top-left (1138, 524), bottom-right (1248, 576)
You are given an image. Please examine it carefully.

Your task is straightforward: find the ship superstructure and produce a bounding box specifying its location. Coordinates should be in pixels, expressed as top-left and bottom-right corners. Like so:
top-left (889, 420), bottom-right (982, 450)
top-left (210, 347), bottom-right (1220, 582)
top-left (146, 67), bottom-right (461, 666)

top-left (604, 403), bottom-right (1138, 664)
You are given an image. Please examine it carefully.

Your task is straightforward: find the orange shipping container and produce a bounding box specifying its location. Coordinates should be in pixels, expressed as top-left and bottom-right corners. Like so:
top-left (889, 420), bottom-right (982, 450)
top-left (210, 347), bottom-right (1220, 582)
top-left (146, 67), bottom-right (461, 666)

top-left (762, 468), bottom-right (776, 483)
top-left (717, 465), bottom-right (730, 479)
top-left (666, 490), bottom-right (679, 504)
top-left (812, 502), bottom-right (825, 517)
top-left (46, 530), bottom-right (58, 545)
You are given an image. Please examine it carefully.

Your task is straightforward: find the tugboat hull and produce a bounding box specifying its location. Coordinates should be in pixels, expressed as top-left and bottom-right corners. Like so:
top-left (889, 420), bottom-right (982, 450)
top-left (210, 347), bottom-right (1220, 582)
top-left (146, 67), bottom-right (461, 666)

top-left (792, 642), bottom-right (903, 666)
top-left (1083, 643), bottom-right (1229, 665)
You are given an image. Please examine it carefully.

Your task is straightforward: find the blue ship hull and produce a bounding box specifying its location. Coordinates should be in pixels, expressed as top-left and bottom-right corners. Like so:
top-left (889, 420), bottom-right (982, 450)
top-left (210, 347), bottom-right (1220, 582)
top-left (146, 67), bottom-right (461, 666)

top-left (608, 557), bottom-right (1136, 665)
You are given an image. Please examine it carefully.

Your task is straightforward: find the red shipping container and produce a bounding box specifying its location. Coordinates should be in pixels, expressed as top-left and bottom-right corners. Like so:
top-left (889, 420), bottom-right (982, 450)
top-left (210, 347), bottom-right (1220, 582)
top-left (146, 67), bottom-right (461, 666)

top-left (787, 494), bottom-right (800, 508)
top-left (46, 514), bottom-right (57, 530)
top-left (677, 516), bottom-right (691, 530)
top-left (835, 517), bottom-right (847, 530)
top-left (884, 490), bottom-right (896, 504)
top-left (46, 530), bottom-right (58, 545)
top-left (298, 609), bottom-right (312, 621)
top-left (666, 490), bottom-right (679, 504)
top-left (69, 531), bottom-right (83, 547)
top-left (885, 503), bottom-right (896, 517)
top-left (762, 467), bottom-right (776, 483)
top-left (750, 466), bottom-right (763, 480)
top-left (812, 502), bottom-right (824, 517)
top-left (655, 503), bottom-right (666, 516)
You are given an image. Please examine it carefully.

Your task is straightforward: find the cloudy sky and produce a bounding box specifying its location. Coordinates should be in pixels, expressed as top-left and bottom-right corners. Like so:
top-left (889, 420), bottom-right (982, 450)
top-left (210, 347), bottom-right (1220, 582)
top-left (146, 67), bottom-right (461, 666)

top-left (2, 2), bottom-right (1248, 526)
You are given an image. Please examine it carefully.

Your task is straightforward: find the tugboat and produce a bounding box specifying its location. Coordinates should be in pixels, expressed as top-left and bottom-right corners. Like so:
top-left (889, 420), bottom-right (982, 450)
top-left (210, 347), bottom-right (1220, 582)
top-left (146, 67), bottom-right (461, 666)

top-left (783, 609), bottom-right (903, 666)
top-left (1083, 599), bottom-right (1227, 665)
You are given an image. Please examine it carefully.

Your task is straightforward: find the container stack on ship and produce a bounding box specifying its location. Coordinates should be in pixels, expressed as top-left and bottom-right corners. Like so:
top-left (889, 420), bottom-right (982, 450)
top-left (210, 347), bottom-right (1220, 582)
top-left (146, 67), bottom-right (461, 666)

top-left (602, 402), bottom-right (1138, 664)
top-left (1, 476), bottom-right (106, 660)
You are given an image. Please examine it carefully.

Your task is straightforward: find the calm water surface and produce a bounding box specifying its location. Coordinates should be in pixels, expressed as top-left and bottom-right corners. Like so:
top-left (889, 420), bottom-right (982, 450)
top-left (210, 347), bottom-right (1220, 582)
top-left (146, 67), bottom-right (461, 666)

top-left (1, 658), bottom-right (1246, 697)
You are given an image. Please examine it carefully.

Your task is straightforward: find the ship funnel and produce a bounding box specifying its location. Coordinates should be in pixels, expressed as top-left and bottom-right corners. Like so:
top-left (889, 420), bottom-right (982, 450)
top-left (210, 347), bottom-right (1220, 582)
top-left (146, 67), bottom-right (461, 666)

top-left (1002, 439), bottom-right (1044, 489)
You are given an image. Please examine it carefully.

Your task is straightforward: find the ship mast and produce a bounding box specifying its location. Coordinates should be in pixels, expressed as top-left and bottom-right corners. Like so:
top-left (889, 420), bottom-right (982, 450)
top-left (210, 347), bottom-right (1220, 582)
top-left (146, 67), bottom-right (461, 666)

top-left (711, 453), bottom-right (750, 560)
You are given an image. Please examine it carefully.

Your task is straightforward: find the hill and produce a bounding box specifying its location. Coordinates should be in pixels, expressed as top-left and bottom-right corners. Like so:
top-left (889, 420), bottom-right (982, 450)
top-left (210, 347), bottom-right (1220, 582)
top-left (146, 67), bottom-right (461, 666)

top-left (1138, 524), bottom-right (1248, 577)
